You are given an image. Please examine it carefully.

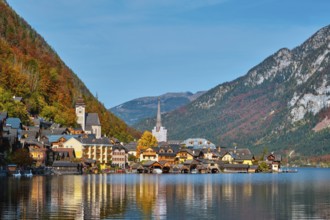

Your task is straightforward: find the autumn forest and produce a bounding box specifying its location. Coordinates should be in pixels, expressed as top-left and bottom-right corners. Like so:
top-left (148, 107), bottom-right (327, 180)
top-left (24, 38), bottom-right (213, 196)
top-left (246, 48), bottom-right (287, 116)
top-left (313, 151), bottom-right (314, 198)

top-left (0, 1), bottom-right (139, 142)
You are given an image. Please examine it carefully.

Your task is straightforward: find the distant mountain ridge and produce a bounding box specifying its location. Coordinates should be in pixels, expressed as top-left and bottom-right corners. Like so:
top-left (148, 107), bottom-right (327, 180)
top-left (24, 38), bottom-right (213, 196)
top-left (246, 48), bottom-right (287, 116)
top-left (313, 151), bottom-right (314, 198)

top-left (110, 91), bottom-right (205, 125)
top-left (135, 25), bottom-right (330, 157)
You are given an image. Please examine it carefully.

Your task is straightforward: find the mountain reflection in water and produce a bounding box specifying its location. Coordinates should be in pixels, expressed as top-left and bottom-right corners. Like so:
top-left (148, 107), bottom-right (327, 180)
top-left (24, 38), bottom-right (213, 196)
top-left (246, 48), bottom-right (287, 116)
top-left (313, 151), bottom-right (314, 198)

top-left (0, 168), bottom-right (329, 219)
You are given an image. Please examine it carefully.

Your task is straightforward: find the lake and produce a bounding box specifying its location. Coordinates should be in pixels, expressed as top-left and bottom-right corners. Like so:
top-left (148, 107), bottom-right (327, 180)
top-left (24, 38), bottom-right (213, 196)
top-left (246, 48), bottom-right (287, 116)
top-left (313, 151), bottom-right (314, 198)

top-left (0, 168), bottom-right (329, 220)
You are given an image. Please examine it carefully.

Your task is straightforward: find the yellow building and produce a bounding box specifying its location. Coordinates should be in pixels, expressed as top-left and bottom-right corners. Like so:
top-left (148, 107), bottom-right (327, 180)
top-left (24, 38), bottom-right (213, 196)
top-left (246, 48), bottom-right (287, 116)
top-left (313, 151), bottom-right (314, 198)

top-left (176, 149), bottom-right (194, 163)
top-left (63, 137), bottom-right (84, 159)
top-left (238, 155), bottom-right (255, 165)
top-left (81, 137), bottom-right (113, 166)
top-left (63, 136), bottom-right (113, 168)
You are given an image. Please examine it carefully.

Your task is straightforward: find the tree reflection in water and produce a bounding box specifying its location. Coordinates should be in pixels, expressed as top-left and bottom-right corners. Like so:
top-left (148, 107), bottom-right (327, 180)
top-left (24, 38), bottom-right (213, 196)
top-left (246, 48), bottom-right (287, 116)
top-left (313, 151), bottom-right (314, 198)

top-left (0, 169), bottom-right (329, 219)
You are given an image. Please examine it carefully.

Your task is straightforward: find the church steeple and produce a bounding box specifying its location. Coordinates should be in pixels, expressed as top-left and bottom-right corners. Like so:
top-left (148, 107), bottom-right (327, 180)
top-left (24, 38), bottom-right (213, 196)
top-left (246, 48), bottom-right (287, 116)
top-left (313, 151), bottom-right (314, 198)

top-left (75, 96), bottom-right (86, 131)
top-left (156, 97), bottom-right (161, 132)
top-left (152, 97), bottom-right (167, 143)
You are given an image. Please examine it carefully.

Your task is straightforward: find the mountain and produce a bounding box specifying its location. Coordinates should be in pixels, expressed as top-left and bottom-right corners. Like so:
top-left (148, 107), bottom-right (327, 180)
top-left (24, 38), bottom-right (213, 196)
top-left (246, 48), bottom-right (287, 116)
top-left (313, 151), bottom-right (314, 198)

top-left (110, 91), bottom-right (205, 125)
top-left (0, 0), bottom-right (138, 142)
top-left (135, 25), bottom-right (330, 156)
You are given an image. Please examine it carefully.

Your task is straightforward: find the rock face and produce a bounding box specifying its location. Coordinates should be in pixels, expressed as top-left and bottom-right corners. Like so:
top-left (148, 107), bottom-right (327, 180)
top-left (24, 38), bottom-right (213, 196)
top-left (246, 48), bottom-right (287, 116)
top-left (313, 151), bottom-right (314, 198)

top-left (135, 25), bottom-right (330, 156)
top-left (110, 91), bottom-right (205, 125)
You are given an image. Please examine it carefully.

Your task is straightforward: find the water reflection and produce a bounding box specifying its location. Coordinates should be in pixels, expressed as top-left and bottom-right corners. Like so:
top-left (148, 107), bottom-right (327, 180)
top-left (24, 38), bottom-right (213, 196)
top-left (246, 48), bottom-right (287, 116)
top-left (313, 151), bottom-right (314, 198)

top-left (0, 168), bottom-right (329, 219)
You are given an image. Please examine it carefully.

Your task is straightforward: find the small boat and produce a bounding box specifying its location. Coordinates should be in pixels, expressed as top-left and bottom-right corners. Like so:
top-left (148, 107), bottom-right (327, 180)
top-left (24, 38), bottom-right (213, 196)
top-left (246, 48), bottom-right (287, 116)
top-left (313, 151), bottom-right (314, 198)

top-left (24, 170), bottom-right (33, 177)
top-left (13, 170), bottom-right (21, 178)
top-left (152, 168), bottom-right (163, 174)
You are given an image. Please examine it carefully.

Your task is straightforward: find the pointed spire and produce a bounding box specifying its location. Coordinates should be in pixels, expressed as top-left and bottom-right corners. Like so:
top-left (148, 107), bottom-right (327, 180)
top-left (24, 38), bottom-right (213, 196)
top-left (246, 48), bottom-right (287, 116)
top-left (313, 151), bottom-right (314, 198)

top-left (75, 96), bottom-right (85, 107)
top-left (156, 97), bottom-right (162, 132)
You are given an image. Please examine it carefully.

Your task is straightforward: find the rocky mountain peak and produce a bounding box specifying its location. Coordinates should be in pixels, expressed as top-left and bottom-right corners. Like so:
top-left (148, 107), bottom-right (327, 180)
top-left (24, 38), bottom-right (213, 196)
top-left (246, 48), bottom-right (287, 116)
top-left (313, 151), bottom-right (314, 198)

top-left (294, 25), bottom-right (330, 59)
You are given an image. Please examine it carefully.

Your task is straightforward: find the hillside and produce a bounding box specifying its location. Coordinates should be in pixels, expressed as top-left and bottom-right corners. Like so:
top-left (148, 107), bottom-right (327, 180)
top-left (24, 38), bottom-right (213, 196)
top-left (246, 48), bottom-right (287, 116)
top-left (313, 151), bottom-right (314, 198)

top-left (135, 25), bottom-right (330, 156)
top-left (0, 0), bottom-right (138, 142)
top-left (110, 91), bottom-right (205, 125)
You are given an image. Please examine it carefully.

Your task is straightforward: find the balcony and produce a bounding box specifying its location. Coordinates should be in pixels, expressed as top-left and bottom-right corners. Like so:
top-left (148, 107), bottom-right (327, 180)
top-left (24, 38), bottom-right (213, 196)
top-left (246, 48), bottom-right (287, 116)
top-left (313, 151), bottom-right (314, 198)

top-left (143, 152), bottom-right (156, 156)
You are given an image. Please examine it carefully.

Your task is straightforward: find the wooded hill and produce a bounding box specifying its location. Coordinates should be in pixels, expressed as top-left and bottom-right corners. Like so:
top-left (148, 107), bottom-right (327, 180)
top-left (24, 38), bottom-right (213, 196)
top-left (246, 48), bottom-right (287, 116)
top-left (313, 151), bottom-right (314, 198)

top-left (0, 0), bottom-right (139, 142)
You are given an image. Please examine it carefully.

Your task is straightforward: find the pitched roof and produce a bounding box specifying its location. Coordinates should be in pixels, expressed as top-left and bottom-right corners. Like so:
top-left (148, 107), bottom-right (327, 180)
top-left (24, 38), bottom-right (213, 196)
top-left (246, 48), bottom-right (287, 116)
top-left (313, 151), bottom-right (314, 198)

top-left (124, 142), bottom-right (137, 151)
top-left (75, 97), bottom-right (85, 107)
top-left (130, 163), bottom-right (143, 169)
top-left (178, 148), bottom-right (195, 156)
top-left (158, 145), bottom-right (180, 156)
top-left (181, 138), bottom-right (216, 149)
top-left (0, 112), bottom-right (7, 122)
top-left (32, 118), bottom-right (41, 127)
top-left (25, 140), bottom-right (44, 148)
top-left (225, 148), bottom-right (252, 156)
top-left (52, 161), bottom-right (79, 167)
top-left (21, 130), bottom-right (38, 140)
top-left (79, 136), bottom-right (111, 145)
top-left (266, 154), bottom-right (282, 162)
top-left (47, 135), bottom-right (80, 143)
top-left (5, 118), bottom-right (21, 129)
top-left (41, 127), bottom-right (68, 136)
top-left (85, 113), bottom-right (101, 129)
top-left (184, 159), bottom-right (200, 166)
top-left (27, 127), bottom-right (40, 132)
top-left (112, 145), bottom-right (128, 152)
top-left (142, 160), bottom-right (161, 167)
top-left (3, 127), bottom-right (19, 137)
top-left (236, 154), bottom-right (255, 160)
top-left (51, 128), bottom-right (69, 135)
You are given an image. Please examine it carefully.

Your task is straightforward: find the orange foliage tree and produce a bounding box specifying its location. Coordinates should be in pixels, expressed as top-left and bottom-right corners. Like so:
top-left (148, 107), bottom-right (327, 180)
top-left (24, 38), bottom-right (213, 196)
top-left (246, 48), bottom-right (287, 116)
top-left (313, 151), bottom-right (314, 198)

top-left (136, 131), bottom-right (158, 158)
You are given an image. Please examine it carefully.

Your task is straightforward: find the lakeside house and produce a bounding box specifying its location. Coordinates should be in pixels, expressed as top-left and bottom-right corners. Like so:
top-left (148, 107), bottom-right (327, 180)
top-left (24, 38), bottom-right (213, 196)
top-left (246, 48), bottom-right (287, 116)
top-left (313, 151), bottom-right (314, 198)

top-left (124, 142), bottom-right (137, 157)
top-left (52, 161), bottom-right (82, 175)
top-left (139, 147), bottom-right (158, 162)
top-left (157, 144), bottom-right (180, 165)
top-left (265, 153), bottom-right (282, 172)
top-left (112, 145), bottom-right (128, 169)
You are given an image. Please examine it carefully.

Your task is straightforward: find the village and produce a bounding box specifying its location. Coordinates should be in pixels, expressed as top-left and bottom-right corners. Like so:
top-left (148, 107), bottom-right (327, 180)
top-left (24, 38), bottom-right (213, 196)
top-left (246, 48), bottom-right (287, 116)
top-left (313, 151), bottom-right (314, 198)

top-left (0, 96), bottom-right (284, 176)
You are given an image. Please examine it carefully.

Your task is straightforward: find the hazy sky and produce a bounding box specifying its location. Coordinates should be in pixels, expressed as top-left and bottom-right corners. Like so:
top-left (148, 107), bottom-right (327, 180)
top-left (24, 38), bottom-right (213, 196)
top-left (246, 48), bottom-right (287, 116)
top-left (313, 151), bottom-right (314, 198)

top-left (7, 0), bottom-right (330, 108)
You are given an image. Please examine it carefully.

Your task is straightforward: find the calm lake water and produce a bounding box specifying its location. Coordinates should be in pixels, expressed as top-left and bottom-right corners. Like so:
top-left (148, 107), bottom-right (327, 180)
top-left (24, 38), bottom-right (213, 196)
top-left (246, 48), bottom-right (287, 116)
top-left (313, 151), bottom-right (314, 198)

top-left (0, 168), bottom-right (329, 220)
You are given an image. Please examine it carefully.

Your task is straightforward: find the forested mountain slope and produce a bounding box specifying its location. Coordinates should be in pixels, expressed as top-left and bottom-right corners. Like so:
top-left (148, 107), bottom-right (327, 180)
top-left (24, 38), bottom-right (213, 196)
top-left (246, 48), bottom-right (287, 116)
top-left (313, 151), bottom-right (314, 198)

top-left (0, 0), bottom-right (138, 142)
top-left (136, 25), bottom-right (330, 156)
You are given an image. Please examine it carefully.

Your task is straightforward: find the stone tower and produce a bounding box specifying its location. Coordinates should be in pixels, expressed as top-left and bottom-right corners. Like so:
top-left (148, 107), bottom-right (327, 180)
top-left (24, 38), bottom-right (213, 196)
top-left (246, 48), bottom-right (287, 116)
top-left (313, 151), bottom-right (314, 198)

top-left (152, 98), bottom-right (167, 143)
top-left (75, 97), bottom-right (86, 131)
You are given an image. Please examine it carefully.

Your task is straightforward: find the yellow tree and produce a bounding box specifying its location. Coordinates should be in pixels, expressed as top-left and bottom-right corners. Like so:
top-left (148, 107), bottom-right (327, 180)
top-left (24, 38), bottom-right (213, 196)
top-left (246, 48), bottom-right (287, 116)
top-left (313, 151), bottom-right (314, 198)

top-left (136, 131), bottom-right (158, 158)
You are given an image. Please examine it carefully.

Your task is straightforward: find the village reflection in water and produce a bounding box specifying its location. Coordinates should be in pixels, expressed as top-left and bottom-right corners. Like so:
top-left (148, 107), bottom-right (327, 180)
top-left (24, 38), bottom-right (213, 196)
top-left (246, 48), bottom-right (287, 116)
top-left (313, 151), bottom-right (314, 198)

top-left (0, 169), bottom-right (330, 219)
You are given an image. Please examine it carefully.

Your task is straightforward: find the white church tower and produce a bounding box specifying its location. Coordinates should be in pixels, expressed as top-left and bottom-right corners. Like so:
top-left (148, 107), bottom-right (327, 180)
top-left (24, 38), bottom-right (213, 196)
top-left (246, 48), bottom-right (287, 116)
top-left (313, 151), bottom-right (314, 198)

top-left (152, 98), bottom-right (167, 143)
top-left (75, 97), bottom-right (86, 131)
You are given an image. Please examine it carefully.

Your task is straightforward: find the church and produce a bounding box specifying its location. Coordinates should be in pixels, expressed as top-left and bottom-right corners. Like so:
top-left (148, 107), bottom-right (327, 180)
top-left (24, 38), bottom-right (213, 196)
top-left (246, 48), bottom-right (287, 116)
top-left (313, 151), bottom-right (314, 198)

top-left (75, 97), bottom-right (102, 139)
top-left (152, 98), bottom-right (167, 143)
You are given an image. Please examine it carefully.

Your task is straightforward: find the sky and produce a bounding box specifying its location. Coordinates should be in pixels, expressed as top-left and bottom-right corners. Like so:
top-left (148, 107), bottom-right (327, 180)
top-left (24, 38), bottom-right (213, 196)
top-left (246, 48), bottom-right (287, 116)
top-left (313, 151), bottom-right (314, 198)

top-left (6, 0), bottom-right (330, 108)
